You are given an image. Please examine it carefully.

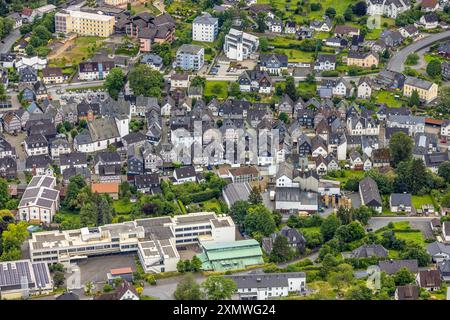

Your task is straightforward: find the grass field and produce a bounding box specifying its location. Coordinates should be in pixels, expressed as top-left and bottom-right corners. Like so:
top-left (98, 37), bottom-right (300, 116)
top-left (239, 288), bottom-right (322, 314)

top-left (324, 170), bottom-right (366, 183)
top-left (49, 36), bottom-right (105, 67)
top-left (131, 1), bottom-right (161, 15)
top-left (411, 194), bottom-right (435, 209)
top-left (205, 81), bottom-right (229, 99)
top-left (258, 0), bottom-right (354, 22)
top-left (113, 200), bottom-right (134, 214)
top-left (373, 90), bottom-right (405, 108)
top-left (395, 230), bottom-right (425, 247)
top-left (376, 221), bottom-right (426, 247)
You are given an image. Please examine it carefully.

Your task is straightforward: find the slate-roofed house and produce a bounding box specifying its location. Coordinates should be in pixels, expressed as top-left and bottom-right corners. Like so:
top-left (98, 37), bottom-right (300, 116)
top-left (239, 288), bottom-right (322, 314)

top-left (359, 176), bottom-right (382, 213)
top-left (74, 117), bottom-right (121, 153)
top-left (262, 226), bottom-right (306, 255)
top-left (309, 16), bottom-right (333, 32)
top-left (438, 260), bottom-right (450, 282)
top-left (427, 241), bottom-right (450, 263)
top-left (173, 165), bottom-right (197, 184)
top-left (25, 154), bottom-right (52, 175)
top-left (0, 157), bottom-right (17, 179)
top-left (238, 69), bottom-right (273, 94)
top-left (259, 53), bottom-right (288, 75)
top-left (314, 54), bottom-right (336, 71)
top-left (390, 193), bottom-right (412, 213)
top-left (94, 151), bottom-right (121, 173)
top-left (350, 244), bottom-right (388, 258)
top-left (379, 259), bottom-right (419, 275)
top-left (59, 152), bottom-right (87, 174)
top-left (380, 29), bottom-right (404, 47)
top-left (424, 152), bottom-right (449, 173)
top-left (19, 66), bottom-right (38, 83)
top-left (134, 173), bottom-right (160, 194)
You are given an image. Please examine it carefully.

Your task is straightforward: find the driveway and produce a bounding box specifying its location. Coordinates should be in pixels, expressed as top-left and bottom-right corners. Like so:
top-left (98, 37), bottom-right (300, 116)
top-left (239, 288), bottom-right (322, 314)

top-left (368, 216), bottom-right (435, 239)
top-left (387, 30), bottom-right (450, 72)
top-left (0, 29), bottom-right (20, 54)
top-left (76, 253), bottom-right (137, 285)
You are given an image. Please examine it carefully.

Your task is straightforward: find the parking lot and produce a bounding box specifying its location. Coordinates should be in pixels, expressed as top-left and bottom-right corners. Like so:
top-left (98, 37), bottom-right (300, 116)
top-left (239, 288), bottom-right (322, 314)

top-left (76, 253), bottom-right (137, 285)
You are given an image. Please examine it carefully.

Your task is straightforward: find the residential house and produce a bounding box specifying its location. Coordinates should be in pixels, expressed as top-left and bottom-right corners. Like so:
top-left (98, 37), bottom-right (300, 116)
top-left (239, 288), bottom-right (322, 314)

top-left (366, 0), bottom-right (411, 18)
top-left (359, 176), bottom-right (382, 213)
top-left (228, 166), bottom-right (259, 183)
top-left (357, 77), bottom-right (373, 99)
top-left (259, 54), bottom-right (288, 75)
top-left (2, 112), bottom-right (21, 134)
top-left (19, 66), bottom-right (38, 83)
top-left (25, 134), bottom-right (48, 157)
top-left (226, 272), bottom-right (306, 300)
top-left (59, 152), bottom-right (87, 174)
top-left (418, 12), bottom-right (439, 29)
top-left (238, 69), bottom-right (273, 94)
top-left (390, 193), bottom-right (413, 213)
top-left (346, 51), bottom-right (379, 68)
top-left (387, 115), bottom-right (425, 136)
top-left (74, 117), bottom-right (121, 153)
top-left (141, 54), bottom-right (163, 71)
top-left (350, 244), bottom-right (388, 258)
top-left (416, 270), bottom-right (441, 291)
top-left (309, 16), bottom-right (333, 32)
top-left (134, 173), bottom-right (160, 194)
top-left (421, 0), bottom-right (439, 11)
top-left (173, 166), bottom-right (197, 184)
top-left (50, 136), bottom-right (71, 159)
top-left (379, 259), bottom-right (419, 275)
top-left (314, 54), bottom-right (336, 71)
top-left (262, 226), bottom-right (306, 255)
top-left (42, 67), bottom-right (64, 85)
top-left (395, 285), bottom-right (419, 300)
top-left (427, 241), bottom-right (450, 263)
top-left (334, 25), bottom-right (360, 37)
top-left (78, 61), bottom-right (115, 81)
top-left (380, 29), bottom-right (404, 47)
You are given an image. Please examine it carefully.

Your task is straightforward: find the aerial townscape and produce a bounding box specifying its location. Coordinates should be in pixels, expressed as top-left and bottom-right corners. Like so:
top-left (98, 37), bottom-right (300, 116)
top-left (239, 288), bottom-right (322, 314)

top-left (0, 0), bottom-right (450, 303)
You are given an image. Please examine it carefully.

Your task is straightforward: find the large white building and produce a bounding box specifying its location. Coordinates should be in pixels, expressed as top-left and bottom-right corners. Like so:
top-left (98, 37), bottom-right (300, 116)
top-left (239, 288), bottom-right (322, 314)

top-left (29, 212), bottom-right (236, 274)
top-left (227, 272), bottom-right (306, 300)
top-left (224, 28), bottom-right (259, 61)
top-left (366, 0), bottom-right (411, 18)
top-left (18, 175), bottom-right (60, 224)
top-left (192, 13), bottom-right (219, 42)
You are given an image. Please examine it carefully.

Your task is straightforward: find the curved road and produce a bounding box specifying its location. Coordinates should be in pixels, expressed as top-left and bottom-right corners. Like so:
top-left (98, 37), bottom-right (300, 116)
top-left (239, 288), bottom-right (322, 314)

top-left (387, 30), bottom-right (450, 72)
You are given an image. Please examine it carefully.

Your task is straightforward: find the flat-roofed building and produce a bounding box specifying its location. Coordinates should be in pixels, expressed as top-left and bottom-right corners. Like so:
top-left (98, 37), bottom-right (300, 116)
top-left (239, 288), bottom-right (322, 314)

top-left (29, 212), bottom-right (235, 274)
top-left (197, 239), bottom-right (264, 272)
top-left (55, 9), bottom-right (115, 37)
top-left (0, 259), bottom-right (53, 300)
top-left (18, 175), bottom-right (59, 224)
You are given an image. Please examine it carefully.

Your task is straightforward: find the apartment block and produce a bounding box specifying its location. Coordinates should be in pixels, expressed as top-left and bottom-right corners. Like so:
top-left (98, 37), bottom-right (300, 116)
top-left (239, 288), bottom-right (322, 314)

top-left (224, 28), bottom-right (259, 61)
top-left (175, 44), bottom-right (204, 71)
top-left (55, 10), bottom-right (115, 37)
top-left (192, 13), bottom-right (218, 42)
top-left (403, 77), bottom-right (439, 103)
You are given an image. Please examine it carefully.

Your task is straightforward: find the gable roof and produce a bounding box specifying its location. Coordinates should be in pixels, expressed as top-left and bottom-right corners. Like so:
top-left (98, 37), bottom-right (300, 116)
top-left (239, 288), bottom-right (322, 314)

top-left (359, 177), bottom-right (382, 207)
top-left (379, 259), bottom-right (419, 275)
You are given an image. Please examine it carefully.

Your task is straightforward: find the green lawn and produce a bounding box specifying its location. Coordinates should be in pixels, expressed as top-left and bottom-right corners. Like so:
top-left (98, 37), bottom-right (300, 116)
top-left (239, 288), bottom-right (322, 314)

top-left (49, 36), bottom-right (105, 67)
top-left (411, 194), bottom-right (435, 210)
top-left (298, 81), bottom-right (317, 96)
top-left (259, 0), bottom-right (354, 22)
top-left (113, 200), bottom-right (134, 214)
top-left (204, 81), bottom-right (229, 99)
top-left (424, 53), bottom-right (447, 63)
top-left (395, 231), bottom-right (425, 247)
top-left (373, 90), bottom-right (404, 108)
top-left (324, 170), bottom-right (365, 183)
top-left (131, 2), bottom-right (161, 15)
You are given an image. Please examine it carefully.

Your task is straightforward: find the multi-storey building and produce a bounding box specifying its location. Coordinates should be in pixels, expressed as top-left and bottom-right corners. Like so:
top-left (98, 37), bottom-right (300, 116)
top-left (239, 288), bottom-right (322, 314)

top-left (175, 44), bottom-right (204, 71)
top-left (224, 28), bottom-right (259, 61)
top-left (403, 77), bottom-right (438, 103)
top-left (55, 10), bottom-right (115, 37)
top-left (18, 175), bottom-right (60, 224)
top-left (28, 212), bottom-right (235, 273)
top-left (192, 13), bottom-right (218, 42)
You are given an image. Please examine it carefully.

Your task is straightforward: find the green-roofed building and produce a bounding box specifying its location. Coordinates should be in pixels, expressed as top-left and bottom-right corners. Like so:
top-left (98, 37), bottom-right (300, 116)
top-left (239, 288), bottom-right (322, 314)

top-left (197, 239), bottom-right (264, 272)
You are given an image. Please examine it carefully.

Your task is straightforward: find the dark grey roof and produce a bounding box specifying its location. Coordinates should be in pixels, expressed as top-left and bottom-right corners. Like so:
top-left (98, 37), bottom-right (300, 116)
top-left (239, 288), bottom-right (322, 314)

top-left (390, 193), bottom-right (412, 207)
top-left (427, 241), bottom-right (450, 257)
top-left (359, 177), bottom-right (382, 207)
top-left (135, 173), bottom-right (160, 188)
top-left (379, 259), bottom-right (419, 275)
top-left (60, 152), bottom-right (87, 167)
top-left (351, 244), bottom-right (388, 258)
top-left (95, 151), bottom-right (121, 164)
top-left (25, 154), bottom-right (52, 169)
top-left (222, 182), bottom-right (251, 206)
top-left (174, 165), bottom-right (196, 179)
top-left (226, 272), bottom-right (305, 289)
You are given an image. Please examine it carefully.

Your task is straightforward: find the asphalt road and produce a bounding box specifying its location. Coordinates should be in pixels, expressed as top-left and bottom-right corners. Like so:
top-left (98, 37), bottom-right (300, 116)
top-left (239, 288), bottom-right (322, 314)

top-left (387, 30), bottom-right (450, 73)
top-left (0, 29), bottom-right (20, 54)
